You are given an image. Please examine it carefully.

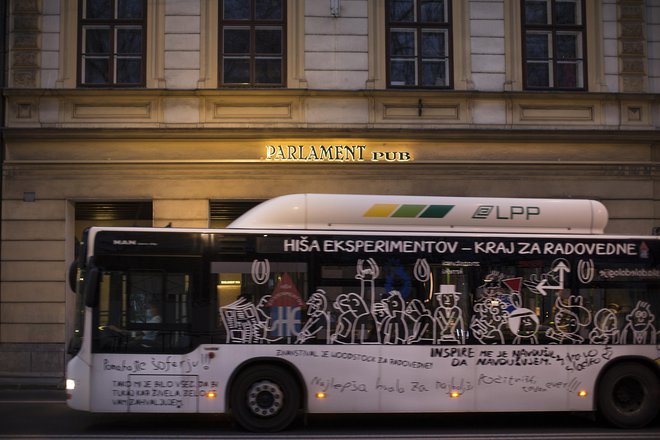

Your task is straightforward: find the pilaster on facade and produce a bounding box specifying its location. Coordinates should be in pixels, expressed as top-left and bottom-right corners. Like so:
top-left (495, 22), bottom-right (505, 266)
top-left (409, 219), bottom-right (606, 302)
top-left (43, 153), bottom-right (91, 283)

top-left (618, 0), bottom-right (648, 93)
top-left (9, 0), bottom-right (40, 89)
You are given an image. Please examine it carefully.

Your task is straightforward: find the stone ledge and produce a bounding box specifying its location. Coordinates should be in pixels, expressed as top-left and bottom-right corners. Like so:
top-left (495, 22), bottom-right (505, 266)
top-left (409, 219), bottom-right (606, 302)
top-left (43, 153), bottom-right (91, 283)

top-left (0, 372), bottom-right (64, 390)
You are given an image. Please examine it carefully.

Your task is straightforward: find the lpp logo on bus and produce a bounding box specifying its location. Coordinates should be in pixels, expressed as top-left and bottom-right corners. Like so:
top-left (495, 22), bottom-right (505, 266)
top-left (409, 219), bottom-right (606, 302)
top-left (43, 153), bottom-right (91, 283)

top-left (472, 205), bottom-right (541, 221)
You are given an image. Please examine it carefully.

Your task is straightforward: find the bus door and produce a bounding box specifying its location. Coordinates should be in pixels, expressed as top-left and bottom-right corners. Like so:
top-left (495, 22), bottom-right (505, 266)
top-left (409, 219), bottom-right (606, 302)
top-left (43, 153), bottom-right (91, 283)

top-left (89, 256), bottom-right (203, 412)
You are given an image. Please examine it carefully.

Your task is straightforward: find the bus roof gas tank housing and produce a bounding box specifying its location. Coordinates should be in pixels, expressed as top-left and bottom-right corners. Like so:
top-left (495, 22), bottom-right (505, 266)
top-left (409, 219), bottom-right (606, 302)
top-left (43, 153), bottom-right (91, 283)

top-left (227, 194), bottom-right (609, 234)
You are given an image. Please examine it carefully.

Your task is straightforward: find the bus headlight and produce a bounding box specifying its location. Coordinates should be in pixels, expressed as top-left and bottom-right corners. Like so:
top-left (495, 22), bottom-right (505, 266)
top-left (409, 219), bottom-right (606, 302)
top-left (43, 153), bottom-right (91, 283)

top-left (66, 379), bottom-right (76, 391)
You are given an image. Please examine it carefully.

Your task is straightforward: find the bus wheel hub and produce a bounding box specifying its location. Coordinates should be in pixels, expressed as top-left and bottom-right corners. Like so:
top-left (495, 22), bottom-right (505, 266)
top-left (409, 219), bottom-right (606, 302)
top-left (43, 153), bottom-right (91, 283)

top-left (247, 380), bottom-right (283, 417)
top-left (614, 378), bottom-right (643, 411)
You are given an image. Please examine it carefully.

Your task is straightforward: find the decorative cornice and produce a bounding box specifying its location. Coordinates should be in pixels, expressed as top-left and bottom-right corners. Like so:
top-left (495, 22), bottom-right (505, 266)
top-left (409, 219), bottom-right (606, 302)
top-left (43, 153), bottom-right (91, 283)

top-left (3, 127), bottom-right (659, 143)
top-left (3, 88), bottom-right (659, 102)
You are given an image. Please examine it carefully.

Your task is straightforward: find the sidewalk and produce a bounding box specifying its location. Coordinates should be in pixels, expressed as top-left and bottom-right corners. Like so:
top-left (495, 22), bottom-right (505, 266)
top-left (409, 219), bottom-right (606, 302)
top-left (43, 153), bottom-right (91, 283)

top-left (0, 375), bottom-right (66, 402)
top-left (0, 374), bottom-right (64, 390)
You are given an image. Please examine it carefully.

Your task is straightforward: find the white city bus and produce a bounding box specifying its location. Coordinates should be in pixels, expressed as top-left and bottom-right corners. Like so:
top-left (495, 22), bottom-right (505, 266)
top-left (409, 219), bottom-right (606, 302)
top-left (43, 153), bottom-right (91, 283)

top-left (66, 194), bottom-right (660, 432)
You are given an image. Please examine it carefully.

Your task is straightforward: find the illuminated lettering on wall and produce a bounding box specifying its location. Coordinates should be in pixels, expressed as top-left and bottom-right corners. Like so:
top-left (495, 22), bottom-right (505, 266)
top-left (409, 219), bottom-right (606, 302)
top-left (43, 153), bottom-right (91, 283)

top-left (263, 145), bottom-right (413, 162)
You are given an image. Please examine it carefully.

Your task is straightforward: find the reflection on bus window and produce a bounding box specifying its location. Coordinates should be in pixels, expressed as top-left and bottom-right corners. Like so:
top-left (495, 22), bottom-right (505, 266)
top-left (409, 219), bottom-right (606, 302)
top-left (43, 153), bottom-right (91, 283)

top-left (214, 261), bottom-right (307, 344)
top-left (93, 270), bottom-right (192, 353)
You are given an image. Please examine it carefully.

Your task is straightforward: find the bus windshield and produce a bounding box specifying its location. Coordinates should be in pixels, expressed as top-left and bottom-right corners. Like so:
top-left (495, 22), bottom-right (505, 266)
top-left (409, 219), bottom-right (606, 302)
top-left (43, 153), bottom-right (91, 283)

top-left (67, 264), bottom-right (86, 356)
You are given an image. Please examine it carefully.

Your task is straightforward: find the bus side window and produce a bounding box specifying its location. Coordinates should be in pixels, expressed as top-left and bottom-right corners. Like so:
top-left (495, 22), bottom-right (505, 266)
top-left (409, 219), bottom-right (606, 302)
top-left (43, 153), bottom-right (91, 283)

top-left (582, 284), bottom-right (660, 345)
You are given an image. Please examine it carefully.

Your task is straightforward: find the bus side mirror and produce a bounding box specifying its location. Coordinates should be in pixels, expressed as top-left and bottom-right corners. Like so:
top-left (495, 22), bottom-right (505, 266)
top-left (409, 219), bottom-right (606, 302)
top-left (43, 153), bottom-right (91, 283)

top-left (68, 263), bottom-right (79, 294)
top-left (84, 267), bottom-right (101, 308)
top-left (67, 334), bottom-right (82, 355)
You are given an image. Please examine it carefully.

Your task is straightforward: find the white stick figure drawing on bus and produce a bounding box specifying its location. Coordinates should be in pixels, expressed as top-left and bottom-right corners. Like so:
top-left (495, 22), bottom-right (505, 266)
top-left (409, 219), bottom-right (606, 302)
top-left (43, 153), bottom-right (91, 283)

top-left (380, 291), bottom-right (409, 344)
top-left (589, 307), bottom-right (620, 345)
top-left (545, 295), bottom-right (592, 344)
top-left (296, 290), bottom-right (331, 344)
top-left (620, 300), bottom-right (656, 344)
top-left (508, 308), bottom-right (539, 344)
top-left (356, 258), bottom-right (379, 310)
top-left (331, 292), bottom-right (373, 344)
top-left (433, 285), bottom-right (465, 344)
top-left (471, 300), bottom-right (508, 344)
top-left (406, 299), bottom-right (434, 344)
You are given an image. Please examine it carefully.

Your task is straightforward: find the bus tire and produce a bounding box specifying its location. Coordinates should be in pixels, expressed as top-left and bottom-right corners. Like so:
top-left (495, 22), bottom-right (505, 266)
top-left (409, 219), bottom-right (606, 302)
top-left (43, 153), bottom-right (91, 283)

top-left (597, 362), bottom-right (660, 428)
top-left (229, 364), bottom-right (301, 432)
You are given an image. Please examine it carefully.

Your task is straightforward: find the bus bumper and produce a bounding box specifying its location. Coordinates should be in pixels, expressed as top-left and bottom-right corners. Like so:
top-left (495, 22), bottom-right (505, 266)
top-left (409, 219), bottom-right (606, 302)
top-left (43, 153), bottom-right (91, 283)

top-left (66, 355), bottom-right (91, 411)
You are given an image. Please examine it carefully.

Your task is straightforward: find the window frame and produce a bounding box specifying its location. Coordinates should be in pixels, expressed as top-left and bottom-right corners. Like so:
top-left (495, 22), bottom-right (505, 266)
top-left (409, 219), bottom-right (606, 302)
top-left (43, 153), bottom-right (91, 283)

top-left (218, 0), bottom-right (287, 88)
top-left (385, 0), bottom-right (454, 89)
top-left (77, 0), bottom-right (147, 87)
top-left (520, 0), bottom-right (587, 91)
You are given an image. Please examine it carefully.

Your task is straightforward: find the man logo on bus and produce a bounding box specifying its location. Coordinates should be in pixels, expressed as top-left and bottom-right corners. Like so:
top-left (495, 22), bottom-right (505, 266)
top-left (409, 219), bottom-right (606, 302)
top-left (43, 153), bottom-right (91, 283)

top-left (472, 205), bottom-right (541, 220)
top-left (113, 239), bottom-right (137, 246)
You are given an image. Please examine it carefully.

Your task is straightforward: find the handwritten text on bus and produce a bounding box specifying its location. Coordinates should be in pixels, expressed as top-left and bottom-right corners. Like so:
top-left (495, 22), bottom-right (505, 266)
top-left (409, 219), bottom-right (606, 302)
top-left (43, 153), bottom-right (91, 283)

top-left (283, 237), bottom-right (639, 256)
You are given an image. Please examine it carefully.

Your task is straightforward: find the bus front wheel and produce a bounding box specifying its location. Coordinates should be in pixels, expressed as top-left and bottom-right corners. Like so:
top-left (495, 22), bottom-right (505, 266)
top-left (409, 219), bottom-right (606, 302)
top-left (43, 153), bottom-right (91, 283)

top-left (597, 362), bottom-right (660, 428)
top-left (229, 364), bottom-right (301, 432)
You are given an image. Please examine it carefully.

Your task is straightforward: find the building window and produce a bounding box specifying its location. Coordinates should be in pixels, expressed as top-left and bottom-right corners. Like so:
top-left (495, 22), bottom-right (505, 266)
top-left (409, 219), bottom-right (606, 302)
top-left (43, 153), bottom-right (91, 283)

top-left (386, 0), bottom-right (452, 88)
top-left (78, 0), bottom-right (146, 86)
top-left (522, 0), bottom-right (586, 90)
top-left (219, 0), bottom-right (286, 87)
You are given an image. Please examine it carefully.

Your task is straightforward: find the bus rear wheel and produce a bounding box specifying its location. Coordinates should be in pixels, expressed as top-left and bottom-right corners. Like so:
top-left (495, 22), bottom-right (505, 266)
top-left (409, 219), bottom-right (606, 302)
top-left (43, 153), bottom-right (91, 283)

top-left (230, 364), bottom-right (301, 432)
top-left (597, 362), bottom-right (659, 428)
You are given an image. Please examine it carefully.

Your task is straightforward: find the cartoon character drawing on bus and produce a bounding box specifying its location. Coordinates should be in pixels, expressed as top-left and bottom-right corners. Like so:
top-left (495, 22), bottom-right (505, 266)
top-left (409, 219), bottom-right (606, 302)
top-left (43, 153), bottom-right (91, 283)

top-left (433, 285), bottom-right (465, 344)
top-left (406, 299), bottom-right (434, 344)
top-left (545, 295), bottom-right (592, 344)
top-left (331, 293), bottom-right (354, 344)
top-left (331, 292), bottom-right (374, 344)
top-left (380, 291), bottom-right (409, 344)
top-left (620, 300), bottom-right (656, 344)
top-left (256, 295), bottom-right (274, 340)
top-left (589, 307), bottom-right (620, 345)
top-left (469, 272), bottom-right (522, 344)
top-left (508, 308), bottom-right (539, 344)
top-left (221, 295), bottom-right (275, 343)
top-left (372, 301), bottom-right (388, 338)
top-left (478, 272), bottom-right (522, 313)
top-left (296, 290), bottom-right (331, 344)
top-left (470, 299), bottom-right (509, 344)
top-left (356, 258), bottom-right (379, 310)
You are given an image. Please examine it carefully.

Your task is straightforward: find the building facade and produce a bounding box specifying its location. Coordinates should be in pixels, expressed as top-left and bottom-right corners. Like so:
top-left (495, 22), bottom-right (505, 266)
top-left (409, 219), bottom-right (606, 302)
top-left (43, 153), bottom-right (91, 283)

top-left (1, 0), bottom-right (659, 381)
